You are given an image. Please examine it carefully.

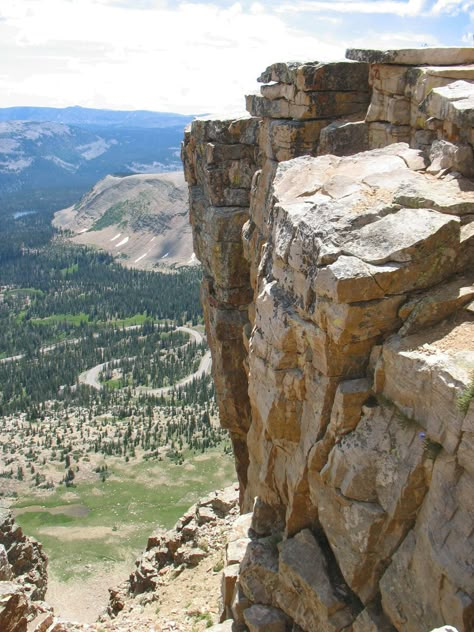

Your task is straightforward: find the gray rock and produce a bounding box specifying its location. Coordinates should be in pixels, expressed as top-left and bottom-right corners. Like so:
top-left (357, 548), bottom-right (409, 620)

top-left (244, 604), bottom-right (291, 632)
top-left (346, 47), bottom-right (474, 65)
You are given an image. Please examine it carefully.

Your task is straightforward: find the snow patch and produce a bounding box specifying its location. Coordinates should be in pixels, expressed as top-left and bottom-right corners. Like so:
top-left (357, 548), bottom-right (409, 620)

top-left (115, 236), bottom-right (129, 248)
top-left (188, 253), bottom-right (198, 265)
top-left (110, 233), bottom-right (122, 242)
top-left (134, 252), bottom-right (148, 263)
top-left (161, 252), bottom-right (169, 259)
top-left (78, 228), bottom-right (88, 234)
top-left (45, 155), bottom-right (78, 172)
top-left (77, 138), bottom-right (114, 160)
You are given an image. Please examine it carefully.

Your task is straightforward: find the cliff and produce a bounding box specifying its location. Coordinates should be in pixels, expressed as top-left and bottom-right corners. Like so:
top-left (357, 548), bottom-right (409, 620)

top-left (182, 47), bottom-right (474, 631)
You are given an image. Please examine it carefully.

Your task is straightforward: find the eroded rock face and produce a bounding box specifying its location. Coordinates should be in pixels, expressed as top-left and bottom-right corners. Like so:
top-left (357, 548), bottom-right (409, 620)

top-left (184, 48), bottom-right (474, 632)
top-left (0, 510), bottom-right (47, 601)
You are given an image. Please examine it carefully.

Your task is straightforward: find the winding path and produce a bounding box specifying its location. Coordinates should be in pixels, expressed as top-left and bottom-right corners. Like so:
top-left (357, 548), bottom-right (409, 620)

top-left (78, 326), bottom-right (211, 392)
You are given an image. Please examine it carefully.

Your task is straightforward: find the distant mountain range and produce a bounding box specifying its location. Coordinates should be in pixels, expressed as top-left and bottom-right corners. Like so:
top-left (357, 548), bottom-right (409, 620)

top-left (0, 106), bottom-right (195, 129)
top-left (0, 106), bottom-right (196, 216)
top-left (53, 171), bottom-right (194, 270)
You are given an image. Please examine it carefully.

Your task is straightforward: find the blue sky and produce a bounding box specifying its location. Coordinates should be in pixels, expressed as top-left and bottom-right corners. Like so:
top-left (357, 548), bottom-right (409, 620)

top-left (0, 1), bottom-right (472, 113)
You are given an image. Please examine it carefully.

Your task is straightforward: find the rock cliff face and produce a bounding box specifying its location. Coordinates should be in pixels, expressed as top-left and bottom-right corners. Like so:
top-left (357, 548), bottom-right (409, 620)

top-left (0, 509), bottom-right (50, 632)
top-left (182, 48), bottom-right (474, 631)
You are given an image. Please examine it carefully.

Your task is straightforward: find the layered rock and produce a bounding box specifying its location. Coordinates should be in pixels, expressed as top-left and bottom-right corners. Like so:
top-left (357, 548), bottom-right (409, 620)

top-left (184, 47), bottom-right (474, 632)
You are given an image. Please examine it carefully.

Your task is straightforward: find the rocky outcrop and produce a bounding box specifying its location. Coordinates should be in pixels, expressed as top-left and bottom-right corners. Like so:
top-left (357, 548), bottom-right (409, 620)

top-left (0, 509), bottom-right (47, 601)
top-left (0, 509), bottom-right (53, 632)
top-left (183, 47), bottom-right (474, 632)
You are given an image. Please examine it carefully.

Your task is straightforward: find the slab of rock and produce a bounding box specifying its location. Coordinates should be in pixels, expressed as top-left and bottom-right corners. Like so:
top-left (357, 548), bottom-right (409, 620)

top-left (421, 80), bottom-right (474, 127)
top-left (318, 120), bottom-right (369, 157)
top-left (275, 530), bottom-right (355, 631)
top-left (239, 539), bottom-right (279, 606)
top-left (246, 92), bottom-right (369, 121)
top-left (317, 402), bottom-right (431, 602)
top-left (380, 456), bottom-right (474, 631)
top-left (398, 274), bottom-right (474, 335)
top-left (376, 326), bottom-right (473, 454)
top-left (393, 173), bottom-right (474, 216)
top-left (428, 140), bottom-right (474, 178)
top-left (258, 61), bottom-right (369, 93)
top-left (346, 47), bottom-right (474, 66)
top-left (244, 604), bottom-right (291, 632)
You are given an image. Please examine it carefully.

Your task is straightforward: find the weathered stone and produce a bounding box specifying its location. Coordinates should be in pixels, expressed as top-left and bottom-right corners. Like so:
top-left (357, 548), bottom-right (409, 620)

top-left (0, 546), bottom-right (12, 582)
top-left (221, 564), bottom-right (240, 611)
top-left (259, 118), bottom-right (329, 162)
top-left (239, 539), bottom-right (279, 606)
top-left (398, 274), bottom-right (474, 335)
top-left (226, 537), bottom-right (251, 567)
top-left (422, 80), bottom-right (474, 128)
top-left (380, 456), bottom-right (474, 631)
top-left (347, 47), bottom-right (474, 66)
top-left (0, 582), bottom-right (28, 632)
top-left (368, 122), bottom-right (411, 147)
top-left (317, 402), bottom-right (431, 602)
top-left (377, 328), bottom-right (473, 454)
top-left (393, 173), bottom-right (474, 216)
top-left (244, 604), bottom-right (291, 632)
top-left (343, 208), bottom-right (459, 265)
top-left (458, 403), bottom-right (474, 475)
top-left (352, 604), bottom-right (396, 632)
top-left (0, 511), bottom-right (47, 601)
top-left (231, 582), bottom-right (252, 626)
top-left (366, 89), bottom-right (411, 125)
top-left (275, 530), bottom-right (355, 631)
top-left (258, 61), bottom-right (369, 93)
top-left (196, 506), bottom-right (218, 525)
top-left (428, 140), bottom-right (474, 178)
top-left (318, 120), bottom-right (369, 157)
top-left (246, 92), bottom-right (369, 121)
top-left (369, 64), bottom-right (407, 95)
top-left (309, 378), bottom-right (371, 472)
top-left (174, 545), bottom-right (207, 567)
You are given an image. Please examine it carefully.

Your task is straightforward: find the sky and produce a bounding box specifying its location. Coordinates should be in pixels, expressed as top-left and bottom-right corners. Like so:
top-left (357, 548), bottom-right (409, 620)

top-left (0, 0), bottom-right (473, 115)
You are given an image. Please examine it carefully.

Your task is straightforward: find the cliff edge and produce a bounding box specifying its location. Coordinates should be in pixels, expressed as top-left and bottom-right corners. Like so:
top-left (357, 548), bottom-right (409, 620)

top-left (182, 47), bottom-right (474, 631)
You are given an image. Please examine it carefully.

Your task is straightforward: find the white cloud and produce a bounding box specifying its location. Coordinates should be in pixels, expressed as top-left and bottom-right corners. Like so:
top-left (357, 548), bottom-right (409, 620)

top-left (432, 0), bottom-right (474, 14)
top-left (0, 1), bottom-right (345, 113)
top-left (277, 0), bottom-right (429, 17)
